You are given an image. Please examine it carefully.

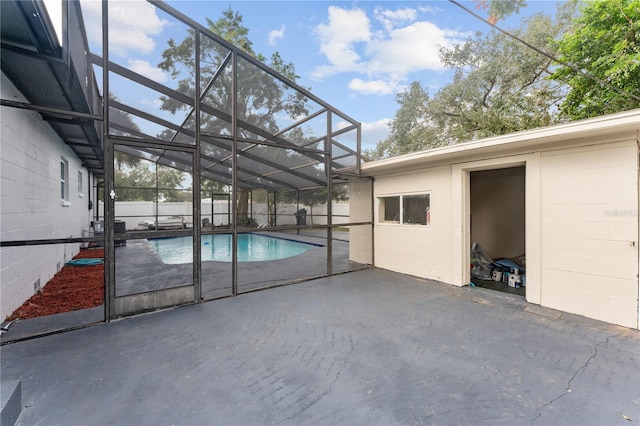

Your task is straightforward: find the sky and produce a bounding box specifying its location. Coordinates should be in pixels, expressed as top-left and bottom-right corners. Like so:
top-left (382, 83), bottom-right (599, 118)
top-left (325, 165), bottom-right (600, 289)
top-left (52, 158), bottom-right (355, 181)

top-left (75, 0), bottom-right (561, 151)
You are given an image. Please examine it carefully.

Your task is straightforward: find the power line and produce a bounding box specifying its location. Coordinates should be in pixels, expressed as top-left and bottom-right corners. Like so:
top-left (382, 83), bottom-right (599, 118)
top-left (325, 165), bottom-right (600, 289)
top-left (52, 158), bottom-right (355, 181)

top-left (448, 0), bottom-right (640, 102)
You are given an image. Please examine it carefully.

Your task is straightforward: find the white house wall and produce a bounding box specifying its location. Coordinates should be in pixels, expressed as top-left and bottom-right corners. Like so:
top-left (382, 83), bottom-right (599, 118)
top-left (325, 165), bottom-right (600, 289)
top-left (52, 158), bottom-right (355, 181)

top-left (358, 115), bottom-right (639, 329)
top-left (373, 165), bottom-right (453, 283)
top-left (0, 73), bottom-right (94, 320)
top-left (539, 140), bottom-right (639, 328)
top-left (348, 178), bottom-right (373, 265)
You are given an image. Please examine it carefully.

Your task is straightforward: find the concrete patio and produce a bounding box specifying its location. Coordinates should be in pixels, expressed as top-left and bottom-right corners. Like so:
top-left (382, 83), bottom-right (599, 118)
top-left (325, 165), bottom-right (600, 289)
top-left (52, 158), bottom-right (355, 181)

top-left (0, 230), bottom-right (365, 342)
top-left (1, 268), bottom-right (639, 425)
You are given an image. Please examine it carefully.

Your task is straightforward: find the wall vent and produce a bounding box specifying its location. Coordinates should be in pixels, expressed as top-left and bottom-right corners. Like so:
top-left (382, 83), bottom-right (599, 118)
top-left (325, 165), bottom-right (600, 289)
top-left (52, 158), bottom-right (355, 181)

top-left (33, 278), bottom-right (41, 293)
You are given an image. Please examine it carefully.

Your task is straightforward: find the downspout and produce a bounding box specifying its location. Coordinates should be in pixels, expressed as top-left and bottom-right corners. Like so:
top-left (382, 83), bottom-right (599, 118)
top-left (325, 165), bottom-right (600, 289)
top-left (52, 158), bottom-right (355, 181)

top-left (87, 171), bottom-right (92, 211)
top-left (371, 177), bottom-right (375, 268)
top-left (636, 132), bottom-right (639, 330)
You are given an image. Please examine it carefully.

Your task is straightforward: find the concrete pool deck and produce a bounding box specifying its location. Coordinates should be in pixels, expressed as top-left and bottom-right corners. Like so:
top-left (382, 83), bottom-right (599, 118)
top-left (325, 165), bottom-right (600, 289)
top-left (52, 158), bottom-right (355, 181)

top-left (1, 230), bottom-right (365, 341)
top-left (115, 230), bottom-right (360, 299)
top-left (1, 268), bottom-right (639, 425)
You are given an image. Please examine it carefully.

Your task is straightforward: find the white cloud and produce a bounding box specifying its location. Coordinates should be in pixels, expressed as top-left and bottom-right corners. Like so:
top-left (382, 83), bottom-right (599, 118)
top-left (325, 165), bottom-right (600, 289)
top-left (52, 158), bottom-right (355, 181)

top-left (362, 118), bottom-right (392, 149)
top-left (80, 0), bottom-right (168, 57)
top-left (312, 5), bottom-right (468, 96)
top-left (348, 78), bottom-right (402, 96)
top-left (366, 22), bottom-right (461, 74)
top-left (373, 6), bottom-right (416, 32)
top-left (418, 5), bottom-right (442, 14)
top-left (312, 6), bottom-right (371, 77)
top-left (268, 25), bottom-right (286, 46)
top-left (128, 59), bottom-right (167, 82)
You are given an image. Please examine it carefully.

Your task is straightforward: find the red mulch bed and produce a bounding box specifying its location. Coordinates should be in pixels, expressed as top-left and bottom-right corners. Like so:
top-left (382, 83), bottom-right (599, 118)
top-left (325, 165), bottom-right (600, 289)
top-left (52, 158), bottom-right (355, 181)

top-left (5, 248), bottom-right (105, 322)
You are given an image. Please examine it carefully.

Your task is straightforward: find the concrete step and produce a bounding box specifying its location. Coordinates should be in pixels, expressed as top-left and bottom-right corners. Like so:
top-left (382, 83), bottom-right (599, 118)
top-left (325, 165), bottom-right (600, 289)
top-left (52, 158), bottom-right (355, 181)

top-left (1, 379), bottom-right (21, 426)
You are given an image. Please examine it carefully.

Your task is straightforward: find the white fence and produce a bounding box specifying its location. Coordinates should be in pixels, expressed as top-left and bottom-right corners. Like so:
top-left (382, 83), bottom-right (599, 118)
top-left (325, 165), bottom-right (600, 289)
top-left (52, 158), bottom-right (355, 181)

top-left (99, 200), bottom-right (349, 230)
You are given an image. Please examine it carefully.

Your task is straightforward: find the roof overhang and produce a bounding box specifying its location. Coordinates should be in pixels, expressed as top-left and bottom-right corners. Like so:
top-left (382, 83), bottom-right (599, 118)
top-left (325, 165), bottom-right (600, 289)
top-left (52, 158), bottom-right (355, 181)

top-left (1, 0), bottom-right (104, 175)
top-left (362, 109), bottom-right (640, 176)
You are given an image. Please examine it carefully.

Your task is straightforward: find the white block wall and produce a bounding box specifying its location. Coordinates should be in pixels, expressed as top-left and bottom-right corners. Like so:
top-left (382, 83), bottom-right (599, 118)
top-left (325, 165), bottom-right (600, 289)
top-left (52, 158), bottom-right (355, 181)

top-left (1, 73), bottom-right (94, 320)
top-left (372, 165), bottom-right (454, 284)
top-left (348, 178), bottom-right (373, 265)
top-left (539, 141), bottom-right (639, 328)
top-left (355, 136), bottom-right (639, 329)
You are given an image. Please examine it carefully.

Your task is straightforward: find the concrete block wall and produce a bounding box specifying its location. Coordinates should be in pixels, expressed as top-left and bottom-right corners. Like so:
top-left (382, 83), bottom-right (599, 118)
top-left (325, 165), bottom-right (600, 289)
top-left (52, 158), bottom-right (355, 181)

top-left (348, 178), bottom-right (373, 265)
top-left (360, 135), bottom-right (638, 329)
top-left (1, 73), bottom-right (94, 320)
top-left (372, 165), bottom-right (454, 284)
top-left (539, 140), bottom-right (639, 328)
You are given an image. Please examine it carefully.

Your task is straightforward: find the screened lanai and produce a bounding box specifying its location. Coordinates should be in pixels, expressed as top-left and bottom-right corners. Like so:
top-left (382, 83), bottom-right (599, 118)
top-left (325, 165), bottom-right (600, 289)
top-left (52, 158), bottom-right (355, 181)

top-left (0, 0), bottom-right (372, 341)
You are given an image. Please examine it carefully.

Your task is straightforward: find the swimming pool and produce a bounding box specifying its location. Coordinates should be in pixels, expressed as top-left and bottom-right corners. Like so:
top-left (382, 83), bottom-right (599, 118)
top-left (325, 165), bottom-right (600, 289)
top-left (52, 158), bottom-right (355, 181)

top-left (149, 233), bottom-right (319, 264)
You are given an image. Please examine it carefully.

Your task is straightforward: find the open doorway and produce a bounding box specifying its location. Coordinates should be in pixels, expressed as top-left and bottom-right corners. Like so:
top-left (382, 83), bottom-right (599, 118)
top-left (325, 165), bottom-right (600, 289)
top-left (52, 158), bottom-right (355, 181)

top-left (470, 166), bottom-right (526, 296)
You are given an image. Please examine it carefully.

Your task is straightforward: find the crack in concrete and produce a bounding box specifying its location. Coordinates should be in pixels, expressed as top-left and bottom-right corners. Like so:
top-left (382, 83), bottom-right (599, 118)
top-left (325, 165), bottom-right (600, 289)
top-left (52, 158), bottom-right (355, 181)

top-left (277, 335), bottom-right (355, 425)
top-left (530, 334), bottom-right (618, 425)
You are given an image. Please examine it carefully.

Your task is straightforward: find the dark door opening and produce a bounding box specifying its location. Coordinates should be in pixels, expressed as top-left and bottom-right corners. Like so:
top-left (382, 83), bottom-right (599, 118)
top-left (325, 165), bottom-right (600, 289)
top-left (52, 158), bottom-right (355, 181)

top-left (470, 166), bottom-right (526, 296)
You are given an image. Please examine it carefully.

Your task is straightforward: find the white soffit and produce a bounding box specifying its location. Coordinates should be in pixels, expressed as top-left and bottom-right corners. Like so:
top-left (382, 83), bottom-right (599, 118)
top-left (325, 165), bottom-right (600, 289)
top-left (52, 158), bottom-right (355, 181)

top-left (362, 109), bottom-right (640, 175)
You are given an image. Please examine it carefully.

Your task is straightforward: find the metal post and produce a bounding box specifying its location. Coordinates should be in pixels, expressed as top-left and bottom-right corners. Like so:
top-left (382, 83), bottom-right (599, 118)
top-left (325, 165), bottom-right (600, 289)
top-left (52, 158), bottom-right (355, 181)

top-left (326, 112), bottom-right (333, 275)
top-left (193, 30), bottom-right (202, 302)
top-left (296, 189), bottom-right (300, 235)
top-left (273, 191), bottom-right (277, 227)
top-left (154, 163), bottom-right (159, 228)
top-left (231, 51), bottom-right (238, 296)
top-left (266, 191), bottom-right (271, 226)
top-left (101, 0), bottom-right (113, 321)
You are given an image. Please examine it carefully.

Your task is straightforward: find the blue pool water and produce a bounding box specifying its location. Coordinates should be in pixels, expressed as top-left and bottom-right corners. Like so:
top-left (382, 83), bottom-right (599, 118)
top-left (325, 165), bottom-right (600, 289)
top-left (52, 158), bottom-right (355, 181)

top-left (149, 233), bottom-right (316, 264)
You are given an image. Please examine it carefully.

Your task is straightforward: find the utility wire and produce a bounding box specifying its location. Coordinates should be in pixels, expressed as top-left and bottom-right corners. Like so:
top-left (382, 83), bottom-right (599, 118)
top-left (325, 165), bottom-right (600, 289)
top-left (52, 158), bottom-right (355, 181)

top-left (448, 0), bottom-right (640, 102)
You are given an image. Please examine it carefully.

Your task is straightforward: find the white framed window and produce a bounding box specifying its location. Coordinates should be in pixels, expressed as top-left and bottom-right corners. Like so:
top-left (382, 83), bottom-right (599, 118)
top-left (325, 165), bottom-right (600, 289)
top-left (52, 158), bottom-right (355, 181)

top-left (378, 193), bottom-right (430, 226)
top-left (78, 170), bottom-right (84, 197)
top-left (60, 157), bottom-right (70, 205)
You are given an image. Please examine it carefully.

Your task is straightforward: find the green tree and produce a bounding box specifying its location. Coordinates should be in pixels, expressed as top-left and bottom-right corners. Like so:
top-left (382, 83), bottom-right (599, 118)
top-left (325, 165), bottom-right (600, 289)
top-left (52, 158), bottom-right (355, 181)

top-left (109, 93), bottom-right (141, 172)
top-left (366, 82), bottom-right (438, 159)
top-left (200, 177), bottom-right (227, 198)
top-left (550, 0), bottom-right (640, 119)
top-left (298, 185), bottom-right (348, 226)
top-left (114, 153), bottom-right (190, 202)
top-left (157, 8), bottom-right (311, 223)
top-left (371, 3), bottom-right (577, 159)
top-left (273, 185), bottom-right (349, 226)
top-left (473, 0), bottom-right (527, 23)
